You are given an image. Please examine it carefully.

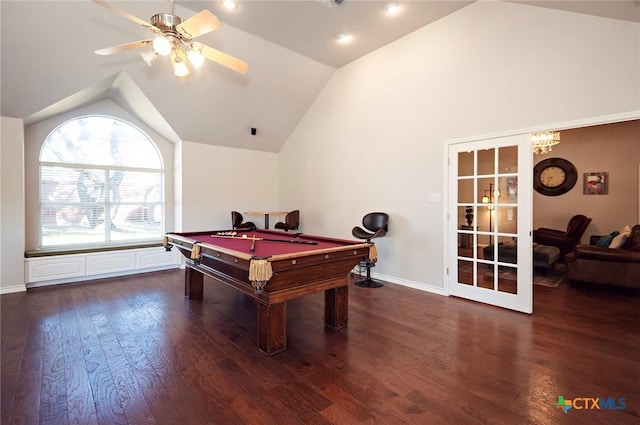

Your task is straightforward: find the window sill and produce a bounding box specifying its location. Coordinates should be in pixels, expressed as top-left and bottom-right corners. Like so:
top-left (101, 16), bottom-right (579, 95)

top-left (25, 242), bottom-right (163, 258)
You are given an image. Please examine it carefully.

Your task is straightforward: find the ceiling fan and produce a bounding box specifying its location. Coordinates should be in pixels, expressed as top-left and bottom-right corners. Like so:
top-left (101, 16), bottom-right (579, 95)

top-left (92, 0), bottom-right (248, 77)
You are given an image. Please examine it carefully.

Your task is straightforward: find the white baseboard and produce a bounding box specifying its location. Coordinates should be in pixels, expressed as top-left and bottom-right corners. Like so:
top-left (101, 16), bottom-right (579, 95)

top-left (0, 284), bottom-right (27, 294)
top-left (365, 271), bottom-right (446, 296)
top-left (26, 264), bottom-right (179, 289)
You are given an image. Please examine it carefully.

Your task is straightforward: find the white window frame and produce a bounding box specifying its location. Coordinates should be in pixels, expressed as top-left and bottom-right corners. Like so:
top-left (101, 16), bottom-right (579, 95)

top-left (38, 115), bottom-right (166, 250)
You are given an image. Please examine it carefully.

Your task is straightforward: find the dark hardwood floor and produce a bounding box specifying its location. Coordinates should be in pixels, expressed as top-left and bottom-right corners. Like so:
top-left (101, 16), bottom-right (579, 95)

top-left (2, 269), bottom-right (639, 425)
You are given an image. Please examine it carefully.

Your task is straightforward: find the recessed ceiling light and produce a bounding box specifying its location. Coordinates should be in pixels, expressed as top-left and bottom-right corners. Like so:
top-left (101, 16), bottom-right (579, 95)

top-left (335, 33), bottom-right (353, 43)
top-left (384, 2), bottom-right (400, 15)
top-left (222, 0), bottom-right (238, 10)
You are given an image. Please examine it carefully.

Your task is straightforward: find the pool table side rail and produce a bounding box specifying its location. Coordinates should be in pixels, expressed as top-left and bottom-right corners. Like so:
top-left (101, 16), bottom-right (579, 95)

top-left (169, 229), bottom-right (366, 246)
top-left (165, 232), bottom-right (254, 261)
top-left (165, 232), bottom-right (373, 263)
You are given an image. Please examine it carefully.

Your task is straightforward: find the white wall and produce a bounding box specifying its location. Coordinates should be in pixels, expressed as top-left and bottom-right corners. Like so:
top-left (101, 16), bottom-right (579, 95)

top-left (179, 141), bottom-right (279, 231)
top-left (1, 117), bottom-right (26, 294)
top-left (279, 2), bottom-right (640, 291)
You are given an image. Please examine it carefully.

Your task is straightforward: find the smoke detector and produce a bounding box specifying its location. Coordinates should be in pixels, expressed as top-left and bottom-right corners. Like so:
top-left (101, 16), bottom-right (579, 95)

top-left (318, 0), bottom-right (348, 9)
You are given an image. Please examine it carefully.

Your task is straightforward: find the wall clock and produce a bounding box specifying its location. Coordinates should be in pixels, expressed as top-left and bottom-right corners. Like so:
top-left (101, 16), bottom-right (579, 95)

top-left (533, 157), bottom-right (578, 196)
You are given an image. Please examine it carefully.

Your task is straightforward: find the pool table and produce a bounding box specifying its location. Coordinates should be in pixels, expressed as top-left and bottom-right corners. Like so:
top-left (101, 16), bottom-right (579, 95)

top-left (163, 228), bottom-right (373, 356)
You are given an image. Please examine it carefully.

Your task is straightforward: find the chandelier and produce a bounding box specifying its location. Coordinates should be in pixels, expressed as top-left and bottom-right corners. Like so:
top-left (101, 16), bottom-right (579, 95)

top-left (531, 131), bottom-right (560, 154)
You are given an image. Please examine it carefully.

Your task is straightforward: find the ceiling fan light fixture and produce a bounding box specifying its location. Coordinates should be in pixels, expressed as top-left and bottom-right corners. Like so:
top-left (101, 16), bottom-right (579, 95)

top-left (187, 44), bottom-right (205, 69)
top-left (174, 63), bottom-right (190, 77)
top-left (152, 36), bottom-right (172, 56)
top-left (140, 49), bottom-right (158, 66)
top-left (173, 58), bottom-right (190, 77)
top-left (172, 49), bottom-right (191, 77)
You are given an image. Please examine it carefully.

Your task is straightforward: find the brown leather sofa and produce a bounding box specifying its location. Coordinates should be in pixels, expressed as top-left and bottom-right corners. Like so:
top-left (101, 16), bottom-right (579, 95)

top-left (567, 224), bottom-right (640, 288)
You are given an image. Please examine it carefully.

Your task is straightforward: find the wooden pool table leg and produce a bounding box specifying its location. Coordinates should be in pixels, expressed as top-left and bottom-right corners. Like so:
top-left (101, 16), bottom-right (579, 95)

top-left (324, 285), bottom-right (348, 330)
top-left (257, 302), bottom-right (286, 356)
top-left (185, 266), bottom-right (204, 300)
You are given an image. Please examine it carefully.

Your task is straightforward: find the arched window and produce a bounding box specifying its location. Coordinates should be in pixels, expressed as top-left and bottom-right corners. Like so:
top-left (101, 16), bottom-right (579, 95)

top-left (39, 116), bottom-right (164, 248)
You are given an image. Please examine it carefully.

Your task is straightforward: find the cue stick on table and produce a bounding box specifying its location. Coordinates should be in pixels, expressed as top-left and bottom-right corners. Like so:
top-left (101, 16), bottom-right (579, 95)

top-left (209, 234), bottom-right (318, 245)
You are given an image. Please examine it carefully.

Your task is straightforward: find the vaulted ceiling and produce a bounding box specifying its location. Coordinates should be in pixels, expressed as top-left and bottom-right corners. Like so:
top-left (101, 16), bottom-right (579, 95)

top-left (2, 1), bottom-right (638, 152)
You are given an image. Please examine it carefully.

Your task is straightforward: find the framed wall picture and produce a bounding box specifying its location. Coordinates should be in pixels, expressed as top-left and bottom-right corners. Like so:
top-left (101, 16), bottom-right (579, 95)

top-left (583, 171), bottom-right (609, 195)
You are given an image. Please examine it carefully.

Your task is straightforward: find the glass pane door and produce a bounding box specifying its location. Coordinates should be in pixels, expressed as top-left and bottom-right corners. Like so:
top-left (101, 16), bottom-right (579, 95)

top-left (449, 135), bottom-right (532, 313)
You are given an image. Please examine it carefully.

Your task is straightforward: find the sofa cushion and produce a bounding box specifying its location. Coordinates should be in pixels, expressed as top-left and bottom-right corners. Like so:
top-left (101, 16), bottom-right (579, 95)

top-left (596, 231), bottom-right (619, 247)
top-left (609, 226), bottom-right (632, 249)
top-left (574, 244), bottom-right (640, 263)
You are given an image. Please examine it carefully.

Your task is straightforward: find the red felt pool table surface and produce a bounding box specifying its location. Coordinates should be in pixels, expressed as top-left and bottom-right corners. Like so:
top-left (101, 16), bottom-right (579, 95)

top-left (172, 228), bottom-right (360, 258)
top-left (163, 228), bottom-right (373, 356)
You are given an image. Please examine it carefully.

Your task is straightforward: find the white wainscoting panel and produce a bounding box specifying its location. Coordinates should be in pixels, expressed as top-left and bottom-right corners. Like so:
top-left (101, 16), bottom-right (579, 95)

top-left (86, 251), bottom-right (136, 276)
top-left (25, 247), bottom-right (180, 289)
top-left (26, 254), bottom-right (86, 282)
top-left (136, 248), bottom-right (177, 269)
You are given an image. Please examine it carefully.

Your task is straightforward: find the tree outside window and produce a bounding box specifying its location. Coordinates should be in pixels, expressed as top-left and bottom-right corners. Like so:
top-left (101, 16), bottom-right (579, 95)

top-left (40, 116), bottom-right (164, 247)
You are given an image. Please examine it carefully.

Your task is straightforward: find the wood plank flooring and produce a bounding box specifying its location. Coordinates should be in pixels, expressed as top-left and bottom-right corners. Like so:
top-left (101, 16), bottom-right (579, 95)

top-left (2, 269), bottom-right (639, 425)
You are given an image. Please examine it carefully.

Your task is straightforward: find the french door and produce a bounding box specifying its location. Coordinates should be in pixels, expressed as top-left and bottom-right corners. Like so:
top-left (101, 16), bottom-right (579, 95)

top-left (447, 135), bottom-right (533, 313)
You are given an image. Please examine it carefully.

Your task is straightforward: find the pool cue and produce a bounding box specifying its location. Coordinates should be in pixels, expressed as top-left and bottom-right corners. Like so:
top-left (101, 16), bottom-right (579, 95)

top-left (250, 238), bottom-right (256, 253)
top-left (260, 237), bottom-right (318, 245)
top-left (209, 234), bottom-right (318, 245)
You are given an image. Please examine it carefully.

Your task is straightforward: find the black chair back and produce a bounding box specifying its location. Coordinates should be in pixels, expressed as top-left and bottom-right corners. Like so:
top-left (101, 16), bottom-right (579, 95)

top-left (352, 212), bottom-right (389, 241)
top-left (363, 212), bottom-right (389, 234)
top-left (231, 211), bottom-right (243, 228)
top-left (285, 210), bottom-right (300, 228)
top-left (275, 209), bottom-right (300, 231)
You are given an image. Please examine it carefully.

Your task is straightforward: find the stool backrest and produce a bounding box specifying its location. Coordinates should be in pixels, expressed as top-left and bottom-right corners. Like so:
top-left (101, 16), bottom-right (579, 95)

top-left (231, 211), bottom-right (243, 228)
top-left (363, 212), bottom-right (389, 234)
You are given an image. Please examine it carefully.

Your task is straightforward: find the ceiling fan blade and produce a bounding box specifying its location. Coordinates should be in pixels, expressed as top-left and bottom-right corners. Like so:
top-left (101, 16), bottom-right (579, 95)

top-left (176, 10), bottom-right (222, 39)
top-left (92, 0), bottom-right (154, 30)
top-left (201, 44), bottom-right (248, 74)
top-left (95, 40), bottom-right (152, 56)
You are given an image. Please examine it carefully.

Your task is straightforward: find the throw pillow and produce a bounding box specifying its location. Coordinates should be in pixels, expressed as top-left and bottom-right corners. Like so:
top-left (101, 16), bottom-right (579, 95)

top-left (596, 231), bottom-right (620, 247)
top-left (609, 232), bottom-right (631, 249)
top-left (629, 225), bottom-right (640, 251)
top-left (609, 226), bottom-right (632, 249)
